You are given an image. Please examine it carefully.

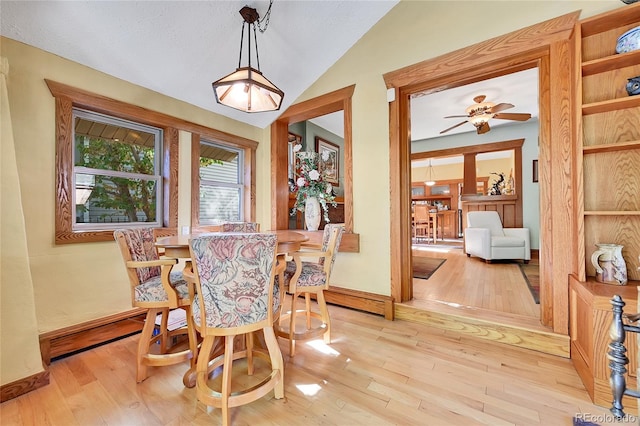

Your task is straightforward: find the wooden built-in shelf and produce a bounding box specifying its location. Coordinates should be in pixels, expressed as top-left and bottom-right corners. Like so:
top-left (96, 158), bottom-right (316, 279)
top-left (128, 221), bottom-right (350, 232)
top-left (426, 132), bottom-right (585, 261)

top-left (460, 194), bottom-right (517, 202)
top-left (412, 195), bottom-right (452, 201)
top-left (584, 211), bottom-right (640, 216)
top-left (583, 140), bottom-right (640, 154)
top-left (582, 96), bottom-right (640, 116)
top-left (582, 50), bottom-right (640, 76)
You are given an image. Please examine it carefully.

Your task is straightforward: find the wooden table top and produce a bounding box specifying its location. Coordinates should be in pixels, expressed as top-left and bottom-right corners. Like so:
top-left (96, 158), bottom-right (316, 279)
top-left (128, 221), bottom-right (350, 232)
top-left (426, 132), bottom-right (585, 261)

top-left (155, 230), bottom-right (309, 257)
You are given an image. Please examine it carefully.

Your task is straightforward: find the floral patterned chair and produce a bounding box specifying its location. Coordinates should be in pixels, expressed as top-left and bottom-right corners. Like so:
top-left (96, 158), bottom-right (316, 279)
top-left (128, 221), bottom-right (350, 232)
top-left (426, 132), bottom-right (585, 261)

top-left (276, 223), bottom-right (345, 356)
top-left (113, 228), bottom-right (198, 385)
top-left (220, 222), bottom-right (260, 232)
top-left (187, 233), bottom-right (284, 426)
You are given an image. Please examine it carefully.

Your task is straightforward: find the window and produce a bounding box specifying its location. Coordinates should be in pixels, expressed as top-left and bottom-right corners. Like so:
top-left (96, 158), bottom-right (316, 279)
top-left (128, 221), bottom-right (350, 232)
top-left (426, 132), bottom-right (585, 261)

top-left (73, 109), bottom-right (163, 230)
top-left (49, 80), bottom-right (256, 244)
top-left (198, 141), bottom-right (244, 224)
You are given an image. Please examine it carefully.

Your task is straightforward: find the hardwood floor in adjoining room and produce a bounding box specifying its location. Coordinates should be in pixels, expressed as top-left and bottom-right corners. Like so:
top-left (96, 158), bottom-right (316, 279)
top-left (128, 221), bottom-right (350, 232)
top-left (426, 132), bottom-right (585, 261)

top-left (410, 244), bottom-right (540, 319)
top-left (397, 243), bottom-right (568, 357)
top-left (0, 303), bottom-right (621, 425)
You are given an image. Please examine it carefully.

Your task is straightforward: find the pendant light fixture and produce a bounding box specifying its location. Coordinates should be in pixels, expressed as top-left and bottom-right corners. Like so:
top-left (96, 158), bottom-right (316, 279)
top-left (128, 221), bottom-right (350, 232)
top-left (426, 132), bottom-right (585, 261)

top-left (212, 2), bottom-right (284, 113)
top-left (425, 159), bottom-right (436, 186)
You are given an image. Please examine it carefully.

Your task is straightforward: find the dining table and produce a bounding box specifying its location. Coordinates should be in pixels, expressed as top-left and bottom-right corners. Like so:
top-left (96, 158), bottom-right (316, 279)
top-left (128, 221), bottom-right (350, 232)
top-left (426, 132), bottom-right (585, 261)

top-left (155, 229), bottom-right (309, 259)
top-left (155, 229), bottom-right (308, 387)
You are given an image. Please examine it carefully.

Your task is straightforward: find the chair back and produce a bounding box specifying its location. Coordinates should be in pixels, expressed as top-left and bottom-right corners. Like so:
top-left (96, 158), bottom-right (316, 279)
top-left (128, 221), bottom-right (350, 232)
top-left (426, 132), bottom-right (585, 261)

top-left (114, 228), bottom-right (160, 284)
top-left (414, 204), bottom-right (430, 223)
top-left (467, 211), bottom-right (504, 236)
top-left (189, 233), bottom-right (278, 332)
top-left (221, 222), bottom-right (260, 233)
top-left (319, 223), bottom-right (345, 272)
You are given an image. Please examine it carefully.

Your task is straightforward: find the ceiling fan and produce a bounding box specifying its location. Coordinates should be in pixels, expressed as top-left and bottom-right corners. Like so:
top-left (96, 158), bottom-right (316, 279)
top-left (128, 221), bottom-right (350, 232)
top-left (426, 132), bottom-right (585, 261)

top-left (440, 95), bottom-right (532, 135)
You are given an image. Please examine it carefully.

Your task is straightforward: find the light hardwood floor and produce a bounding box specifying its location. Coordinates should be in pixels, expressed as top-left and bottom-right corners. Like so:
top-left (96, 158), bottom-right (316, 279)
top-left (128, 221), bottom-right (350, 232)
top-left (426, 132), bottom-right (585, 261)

top-left (410, 243), bottom-right (540, 319)
top-left (0, 302), bottom-right (625, 425)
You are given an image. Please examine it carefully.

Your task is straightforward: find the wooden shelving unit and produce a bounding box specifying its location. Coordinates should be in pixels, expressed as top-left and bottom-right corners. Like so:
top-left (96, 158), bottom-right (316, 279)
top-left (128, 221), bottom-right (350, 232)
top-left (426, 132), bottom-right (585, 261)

top-left (578, 3), bottom-right (640, 282)
top-left (571, 3), bottom-right (640, 410)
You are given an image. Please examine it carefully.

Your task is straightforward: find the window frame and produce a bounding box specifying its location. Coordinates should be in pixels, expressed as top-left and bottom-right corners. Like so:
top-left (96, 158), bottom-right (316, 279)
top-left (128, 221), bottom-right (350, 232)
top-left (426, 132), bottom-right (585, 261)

top-left (72, 108), bottom-right (164, 230)
top-left (197, 139), bottom-right (245, 225)
top-left (48, 80), bottom-right (258, 244)
top-left (191, 133), bottom-right (255, 230)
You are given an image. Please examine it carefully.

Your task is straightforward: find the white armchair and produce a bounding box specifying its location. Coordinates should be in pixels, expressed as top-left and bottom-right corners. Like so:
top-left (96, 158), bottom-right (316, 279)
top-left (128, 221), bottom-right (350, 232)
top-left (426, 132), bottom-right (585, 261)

top-left (464, 211), bottom-right (530, 263)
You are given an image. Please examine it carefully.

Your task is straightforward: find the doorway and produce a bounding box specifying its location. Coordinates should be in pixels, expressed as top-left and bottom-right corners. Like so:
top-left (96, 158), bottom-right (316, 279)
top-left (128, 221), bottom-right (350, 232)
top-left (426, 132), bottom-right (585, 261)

top-left (384, 12), bottom-right (579, 335)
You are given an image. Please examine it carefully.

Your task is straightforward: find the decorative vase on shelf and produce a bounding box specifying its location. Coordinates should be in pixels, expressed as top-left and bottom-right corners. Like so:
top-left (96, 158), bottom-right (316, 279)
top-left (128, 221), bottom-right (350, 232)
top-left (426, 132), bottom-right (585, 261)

top-left (626, 76), bottom-right (640, 96)
top-left (304, 197), bottom-right (321, 231)
top-left (591, 243), bottom-right (628, 285)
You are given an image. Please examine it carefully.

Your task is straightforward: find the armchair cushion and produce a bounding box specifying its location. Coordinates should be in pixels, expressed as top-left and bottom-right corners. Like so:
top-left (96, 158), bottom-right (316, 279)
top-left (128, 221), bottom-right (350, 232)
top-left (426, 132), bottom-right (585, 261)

top-left (465, 211), bottom-right (531, 262)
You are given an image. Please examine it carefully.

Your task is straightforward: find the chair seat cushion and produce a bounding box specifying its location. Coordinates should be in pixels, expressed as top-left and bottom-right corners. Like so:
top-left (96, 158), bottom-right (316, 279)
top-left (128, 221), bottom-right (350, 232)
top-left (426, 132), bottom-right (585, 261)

top-left (283, 260), bottom-right (327, 287)
top-left (491, 236), bottom-right (525, 248)
top-left (134, 271), bottom-right (189, 303)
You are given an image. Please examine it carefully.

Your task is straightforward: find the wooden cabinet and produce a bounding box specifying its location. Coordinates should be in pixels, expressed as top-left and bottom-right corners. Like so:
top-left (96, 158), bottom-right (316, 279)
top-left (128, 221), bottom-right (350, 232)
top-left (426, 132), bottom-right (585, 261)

top-left (571, 5), bottom-right (640, 410)
top-left (578, 4), bottom-right (640, 283)
top-left (570, 275), bottom-right (638, 410)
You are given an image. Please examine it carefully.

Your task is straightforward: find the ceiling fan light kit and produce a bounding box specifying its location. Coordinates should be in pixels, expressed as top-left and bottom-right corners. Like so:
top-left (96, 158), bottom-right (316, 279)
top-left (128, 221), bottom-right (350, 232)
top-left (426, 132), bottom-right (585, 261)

top-left (440, 94), bottom-right (531, 135)
top-left (212, 3), bottom-right (284, 113)
top-left (424, 159), bottom-right (436, 186)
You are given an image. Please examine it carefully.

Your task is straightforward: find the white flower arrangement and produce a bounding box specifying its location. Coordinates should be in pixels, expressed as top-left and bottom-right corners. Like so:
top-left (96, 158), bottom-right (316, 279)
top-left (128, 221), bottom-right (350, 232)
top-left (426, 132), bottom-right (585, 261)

top-left (290, 144), bottom-right (337, 222)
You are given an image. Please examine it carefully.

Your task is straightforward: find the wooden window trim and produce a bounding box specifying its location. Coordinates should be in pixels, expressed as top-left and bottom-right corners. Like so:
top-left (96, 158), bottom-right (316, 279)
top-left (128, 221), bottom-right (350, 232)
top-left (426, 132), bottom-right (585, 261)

top-left (271, 86), bottom-right (355, 232)
top-left (47, 79), bottom-right (257, 243)
top-left (190, 134), bottom-right (256, 229)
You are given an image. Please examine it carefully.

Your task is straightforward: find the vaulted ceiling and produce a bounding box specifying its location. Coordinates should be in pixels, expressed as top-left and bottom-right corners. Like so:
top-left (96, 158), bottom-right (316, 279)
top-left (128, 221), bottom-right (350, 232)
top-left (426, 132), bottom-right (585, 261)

top-left (1, 0), bottom-right (538, 139)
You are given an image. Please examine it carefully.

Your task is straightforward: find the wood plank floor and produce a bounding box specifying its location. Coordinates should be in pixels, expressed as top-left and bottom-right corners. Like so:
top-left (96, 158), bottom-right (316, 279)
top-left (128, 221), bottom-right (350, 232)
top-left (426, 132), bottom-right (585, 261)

top-left (1, 302), bottom-right (627, 425)
top-left (398, 243), bottom-right (570, 357)
top-left (1, 302), bottom-right (624, 425)
top-left (410, 243), bottom-right (539, 318)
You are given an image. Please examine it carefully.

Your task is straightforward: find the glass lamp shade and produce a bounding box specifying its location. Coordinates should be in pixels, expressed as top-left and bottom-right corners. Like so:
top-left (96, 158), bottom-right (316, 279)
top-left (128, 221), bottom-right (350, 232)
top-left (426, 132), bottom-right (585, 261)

top-left (469, 113), bottom-right (493, 125)
top-left (425, 180), bottom-right (436, 186)
top-left (212, 66), bottom-right (284, 113)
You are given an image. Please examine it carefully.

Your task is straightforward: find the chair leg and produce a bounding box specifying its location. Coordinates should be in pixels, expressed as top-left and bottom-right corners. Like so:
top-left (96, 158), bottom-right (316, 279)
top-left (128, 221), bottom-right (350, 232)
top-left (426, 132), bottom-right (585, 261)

top-left (316, 289), bottom-right (331, 344)
top-left (263, 326), bottom-right (285, 399)
top-left (305, 293), bottom-right (312, 329)
top-left (182, 305), bottom-right (199, 388)
top-left (288, 292), bottom-right (299, 356)
top-left (158, 308), bottom-right (170, 353)
top-left (137, 308), bottom-right (159, 383)
top-left (221, 335), bottom-right (235, 426)
top-left (246, 332), bottom-right (254, 375)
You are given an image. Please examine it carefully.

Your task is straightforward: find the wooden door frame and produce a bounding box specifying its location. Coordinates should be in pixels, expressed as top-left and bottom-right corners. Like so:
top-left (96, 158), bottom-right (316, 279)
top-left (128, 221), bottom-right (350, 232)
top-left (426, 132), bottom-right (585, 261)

top-left (384, 12), bottom-right (580, 333)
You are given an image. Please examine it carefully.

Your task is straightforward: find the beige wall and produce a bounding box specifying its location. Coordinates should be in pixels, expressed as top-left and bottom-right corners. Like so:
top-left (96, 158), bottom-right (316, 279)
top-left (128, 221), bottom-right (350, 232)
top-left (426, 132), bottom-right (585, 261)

top-left (0, 0), bottom-right (623, 388)
top-left (0, 37), bottom-right (266, 386)
top-left (296, 0), bottom-right (620, 295)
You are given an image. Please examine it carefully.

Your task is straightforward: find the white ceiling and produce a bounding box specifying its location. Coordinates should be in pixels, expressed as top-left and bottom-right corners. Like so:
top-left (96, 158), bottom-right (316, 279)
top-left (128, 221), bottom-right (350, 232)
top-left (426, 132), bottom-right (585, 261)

top-left (1, 1), bottom-right (539, 139)
top-left (410, 67), bottom-right (540, 141)
top-left (0, 0), bottom-right (398, 129)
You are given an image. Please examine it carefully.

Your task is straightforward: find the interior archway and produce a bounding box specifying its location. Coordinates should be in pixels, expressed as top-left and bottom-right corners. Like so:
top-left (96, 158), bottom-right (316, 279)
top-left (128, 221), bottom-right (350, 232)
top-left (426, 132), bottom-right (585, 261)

top-left (384, 12), bottom-right (580, 334)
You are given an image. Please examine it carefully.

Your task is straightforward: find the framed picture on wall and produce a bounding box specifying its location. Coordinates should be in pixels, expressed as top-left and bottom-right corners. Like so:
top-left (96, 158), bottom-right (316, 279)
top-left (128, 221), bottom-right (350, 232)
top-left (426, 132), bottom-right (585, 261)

top-left (532, 159), bottom-right (539, 183)
top-left (288, 132), bottom-right (302, 179)
top-left (315, 137), bottom-right (339, 185)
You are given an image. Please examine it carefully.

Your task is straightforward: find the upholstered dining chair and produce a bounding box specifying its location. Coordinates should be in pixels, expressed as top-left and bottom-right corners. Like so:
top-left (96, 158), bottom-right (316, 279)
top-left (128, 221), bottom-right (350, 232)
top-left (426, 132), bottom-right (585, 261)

top-left (220, 222), bottom-right (260, 232)
top-left (276, 223), bottom-right (345, 356)
top-left (114, 228), bottom-right (198, 385)
top-left (187, 233), bottom-right (284, 426)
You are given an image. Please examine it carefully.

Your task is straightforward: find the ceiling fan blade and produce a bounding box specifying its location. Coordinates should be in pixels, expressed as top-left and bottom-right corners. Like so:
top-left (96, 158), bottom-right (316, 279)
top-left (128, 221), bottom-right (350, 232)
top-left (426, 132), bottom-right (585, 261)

top-left (493, 112), bottom-right (532, 121)
top-left (443, 114), bottom-right (470, 118)
top-left (476, 122), bottom-right (490, 134)
top-left (489, 103), bottom-right (514, 113)
top-left (439, 121), bottom-right (468, 134)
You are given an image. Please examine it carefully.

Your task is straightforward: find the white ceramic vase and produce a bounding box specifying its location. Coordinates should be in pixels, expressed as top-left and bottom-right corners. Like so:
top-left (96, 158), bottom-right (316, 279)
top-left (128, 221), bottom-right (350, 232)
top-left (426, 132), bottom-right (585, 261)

top-left (304, 197), bottom-right (321, 231)
top-left (591, 243), bottom-right (628, 285)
